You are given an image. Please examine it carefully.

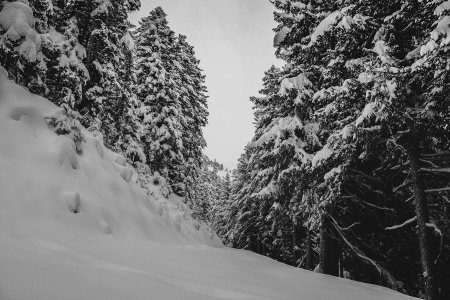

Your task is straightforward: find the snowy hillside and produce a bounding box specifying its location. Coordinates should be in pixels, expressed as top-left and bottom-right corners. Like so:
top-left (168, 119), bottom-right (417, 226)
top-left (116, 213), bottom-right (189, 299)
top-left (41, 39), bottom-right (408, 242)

top-left (0, 67), bottom-right (418, 300)
top-left (0, 66), bottom-right (220, 246)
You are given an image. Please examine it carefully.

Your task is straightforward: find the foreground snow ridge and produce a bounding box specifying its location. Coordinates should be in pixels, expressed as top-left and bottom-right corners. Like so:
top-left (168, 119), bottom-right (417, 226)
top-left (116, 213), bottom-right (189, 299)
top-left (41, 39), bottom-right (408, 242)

top-left (0, 69), bottom-right (415, 299)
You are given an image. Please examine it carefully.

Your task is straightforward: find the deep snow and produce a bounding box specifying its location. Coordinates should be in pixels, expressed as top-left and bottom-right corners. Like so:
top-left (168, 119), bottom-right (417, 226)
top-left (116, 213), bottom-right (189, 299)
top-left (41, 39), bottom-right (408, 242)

top-left (0, 68), bottom-right (417, 299)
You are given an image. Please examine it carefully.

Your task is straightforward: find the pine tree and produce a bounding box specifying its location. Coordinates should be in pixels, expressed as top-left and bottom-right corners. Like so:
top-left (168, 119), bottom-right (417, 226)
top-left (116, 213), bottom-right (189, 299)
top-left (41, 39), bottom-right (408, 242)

top-left (174, 34), bottom-right (209, 200)
top-left (134, 7), bottom-right (186, 194)
top-left (134, 8), bottom-right (209, 199)
top-left (62, 0), bottom-right (141, 147)
top-left (0, 1), bottom-right (47, 95)
top-left (43, 16), bottom-right (89, 110)
top-left (211, 171), bottom-right (232, 237)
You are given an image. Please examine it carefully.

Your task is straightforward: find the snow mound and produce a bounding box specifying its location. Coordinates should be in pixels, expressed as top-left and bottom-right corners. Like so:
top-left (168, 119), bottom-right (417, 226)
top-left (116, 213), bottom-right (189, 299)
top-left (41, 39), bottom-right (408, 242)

top-left (0, 67), bottom-right (220, 246)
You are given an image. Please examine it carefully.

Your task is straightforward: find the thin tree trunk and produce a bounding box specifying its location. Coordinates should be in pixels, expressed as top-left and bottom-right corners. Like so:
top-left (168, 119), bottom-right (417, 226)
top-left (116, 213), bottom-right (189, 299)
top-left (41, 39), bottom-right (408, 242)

top-left (406, 135), bottom-right (437, 300)
top-left (320, 215), bottom-right (339, 276)
top-left (292, 216), bottom-right (301, 265)
top-left (306, 229), bottom-right (313, 270)
top-left (292, 216), bottom-right (299, 249)
top-left (249, 234), bottom-right (257, 253)
top-left (256, 236), bottom-right (262, 255)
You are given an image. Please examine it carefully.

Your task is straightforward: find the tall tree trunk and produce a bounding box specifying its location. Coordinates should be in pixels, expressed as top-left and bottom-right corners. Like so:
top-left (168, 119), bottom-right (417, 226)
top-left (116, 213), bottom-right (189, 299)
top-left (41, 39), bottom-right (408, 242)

top-left (320, 215), bottom-right (339, 276)
top-left (306, 229), bottom-right (313, 270)
top-left (406, 135), bottom-right (437, 300)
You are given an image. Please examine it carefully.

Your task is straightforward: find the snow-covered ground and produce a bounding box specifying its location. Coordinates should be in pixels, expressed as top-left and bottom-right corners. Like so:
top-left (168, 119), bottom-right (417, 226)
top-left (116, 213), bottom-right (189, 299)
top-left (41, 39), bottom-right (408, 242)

top-left (0, 236), bottom-right (417, 300)
top-left (0, 68), bottom-right (416, 299)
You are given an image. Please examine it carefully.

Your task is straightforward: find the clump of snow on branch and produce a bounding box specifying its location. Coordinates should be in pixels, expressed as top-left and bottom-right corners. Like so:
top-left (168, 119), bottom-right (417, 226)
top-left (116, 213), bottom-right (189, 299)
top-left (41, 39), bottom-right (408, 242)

top-left (312, 145), bottom-right (333, 167)
top-left (274, 26), bottom-right (291, 47)
top-left (279, 73), bottom-right (313, 104)
top-left (0, 1), bottom-right (34, 41)
top-left (252, 116), bottom-right (302, 148)
top-left (308, 10), bottom-right (343, 46)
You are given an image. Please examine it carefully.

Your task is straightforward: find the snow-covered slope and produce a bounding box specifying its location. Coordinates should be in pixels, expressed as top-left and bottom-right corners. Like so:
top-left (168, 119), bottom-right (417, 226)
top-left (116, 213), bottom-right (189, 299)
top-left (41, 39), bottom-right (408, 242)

top-left (0, 69), bottom-right (416, 300)
top-left (0, 66), bottom-right (220, 246)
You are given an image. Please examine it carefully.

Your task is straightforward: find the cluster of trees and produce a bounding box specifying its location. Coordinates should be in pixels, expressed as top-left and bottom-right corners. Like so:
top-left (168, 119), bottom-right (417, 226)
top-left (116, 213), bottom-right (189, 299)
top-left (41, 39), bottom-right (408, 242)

top-left (0, 1), bottom-right (208, 200)
top-left (216, 1), bottom-right (450, 299)
top-left (190, 156), bottom-right (232, 227)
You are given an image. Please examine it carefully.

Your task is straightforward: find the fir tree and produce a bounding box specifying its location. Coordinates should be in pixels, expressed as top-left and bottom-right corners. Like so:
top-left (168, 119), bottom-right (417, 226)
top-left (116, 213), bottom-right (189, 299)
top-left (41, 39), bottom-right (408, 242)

top-left (0, 1), bottom-right (47, 95)
top-left (134, 7), bottom-right (185, 194)
top-left (134, 7), bottom-right (208, 199)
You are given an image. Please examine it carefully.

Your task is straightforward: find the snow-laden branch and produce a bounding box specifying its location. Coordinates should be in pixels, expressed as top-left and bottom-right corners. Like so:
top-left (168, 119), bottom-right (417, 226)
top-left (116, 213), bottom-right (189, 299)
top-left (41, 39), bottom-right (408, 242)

top-left (359, 198), bottom-right (395, 212)
top-left (393, 179), bottom-right (411, 193)
top-left (419, 159), bottom-right (439, 168)
top-left (385, 216), bottom-right (417, 230)
top-left (329, 215), bottom-right (405, 292)
top-left (341, 222), bottom-right (361, 231)
top-left (426, 223), bottom-right (442, 236)
top-left (390, 161), bottom-right (410, 170)
top-left (344, 193), bottom-right (395, 212)
top-left (405, 195), bottom-right (415, 203)
top-left (421, 151), bottom-right (450, 158)
top-left (425, 187), bottom-right (450, 193)
top-left (421, 168), bottom-right (450, 173)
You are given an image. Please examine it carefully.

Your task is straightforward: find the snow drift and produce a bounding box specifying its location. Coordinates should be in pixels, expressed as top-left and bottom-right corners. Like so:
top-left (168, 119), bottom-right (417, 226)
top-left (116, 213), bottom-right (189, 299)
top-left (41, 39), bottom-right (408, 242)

top-left (0, 68), bottom-right (416, 299)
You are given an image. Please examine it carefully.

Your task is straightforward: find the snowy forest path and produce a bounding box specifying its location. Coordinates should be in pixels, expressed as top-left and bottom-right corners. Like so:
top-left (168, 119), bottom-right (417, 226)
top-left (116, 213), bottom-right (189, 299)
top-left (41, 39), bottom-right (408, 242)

top-left (0, 235), bottom-right (417, 300)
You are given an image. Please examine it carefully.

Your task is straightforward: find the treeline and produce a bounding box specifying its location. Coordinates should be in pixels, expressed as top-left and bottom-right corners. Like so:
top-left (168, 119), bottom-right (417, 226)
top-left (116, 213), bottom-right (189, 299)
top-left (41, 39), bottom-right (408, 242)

top-left (215, 1), bottom-right (450, 299)
top-left (0, 1), bottom-right (208, 201)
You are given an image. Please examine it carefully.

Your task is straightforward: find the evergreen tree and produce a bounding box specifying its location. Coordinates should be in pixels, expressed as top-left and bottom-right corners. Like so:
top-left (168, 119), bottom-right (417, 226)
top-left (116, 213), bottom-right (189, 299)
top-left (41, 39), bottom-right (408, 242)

top-left (0, 1), bottom-right (47, 95)
top-left (134, 7), bottom-right (208, 199)
top-left (211, 171), bottom-right (232, 238)
top-left (174, 34), bottom-right (209, 200)
top-left (134, 7), bottom-right (185, 193)
top-left (62, 0), bottom-right (141, 147)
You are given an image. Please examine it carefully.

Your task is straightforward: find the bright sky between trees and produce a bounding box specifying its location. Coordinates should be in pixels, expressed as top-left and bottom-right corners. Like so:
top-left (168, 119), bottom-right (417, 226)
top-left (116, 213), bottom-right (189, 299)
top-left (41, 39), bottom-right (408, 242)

top-left (130, 0), bottom-right (280, 169)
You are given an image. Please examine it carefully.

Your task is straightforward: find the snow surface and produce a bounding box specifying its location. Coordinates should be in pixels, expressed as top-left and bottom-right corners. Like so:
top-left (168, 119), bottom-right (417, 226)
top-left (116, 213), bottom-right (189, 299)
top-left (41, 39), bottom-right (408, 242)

top-left (0, 69), bottom-right (417, 299)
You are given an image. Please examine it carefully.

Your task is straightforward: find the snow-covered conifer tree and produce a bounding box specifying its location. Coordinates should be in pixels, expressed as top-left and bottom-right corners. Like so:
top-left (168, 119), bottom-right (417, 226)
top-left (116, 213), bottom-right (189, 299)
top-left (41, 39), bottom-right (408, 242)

top-left (134, 7), bottom-right (186, 194)
top-left (173, 34), bottom-right (209, 200)
top-left (0, 1), bottom-right (47, 95)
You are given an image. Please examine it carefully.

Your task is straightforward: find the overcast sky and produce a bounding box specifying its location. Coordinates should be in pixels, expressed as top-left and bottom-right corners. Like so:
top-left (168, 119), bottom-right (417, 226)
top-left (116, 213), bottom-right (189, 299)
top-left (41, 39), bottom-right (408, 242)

top-left (130, 0), bottom-right (279, 169)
